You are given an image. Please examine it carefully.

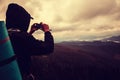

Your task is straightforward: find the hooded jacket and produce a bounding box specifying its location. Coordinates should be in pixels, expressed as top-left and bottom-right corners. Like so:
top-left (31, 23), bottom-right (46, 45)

top-left (6, 3), bottom-right (54, 75)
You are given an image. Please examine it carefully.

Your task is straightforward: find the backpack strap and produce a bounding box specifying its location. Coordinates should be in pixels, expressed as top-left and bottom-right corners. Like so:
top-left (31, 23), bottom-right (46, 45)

top-left (0, 55), bottom-right (17, 67)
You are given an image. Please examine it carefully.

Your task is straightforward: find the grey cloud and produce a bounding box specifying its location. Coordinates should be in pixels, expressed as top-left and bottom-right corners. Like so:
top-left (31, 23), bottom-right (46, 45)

top-left (53, 15), bottom-right (63, 23)
top-left (52, 25), bottom-right (77, 33)
top-left (87, 3), bottom-right (116, 19)
top-left (58, 0), bottom-right (117, 23)
top-left (0, 0), bottom-right (4, 4)
top-left (94, 25), bottom-right (115, 31)
top-left (110, 7), bottom-right (120, 20)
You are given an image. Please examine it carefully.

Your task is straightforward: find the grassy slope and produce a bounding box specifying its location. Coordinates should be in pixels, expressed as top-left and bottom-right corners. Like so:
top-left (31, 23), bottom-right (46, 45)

top-left (31, 42), bottom-right (120, 80)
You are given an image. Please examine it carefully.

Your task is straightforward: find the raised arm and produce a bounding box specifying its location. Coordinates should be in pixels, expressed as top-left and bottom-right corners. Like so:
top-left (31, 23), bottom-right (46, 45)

top-left (28, 22), bottom-right (54, 55)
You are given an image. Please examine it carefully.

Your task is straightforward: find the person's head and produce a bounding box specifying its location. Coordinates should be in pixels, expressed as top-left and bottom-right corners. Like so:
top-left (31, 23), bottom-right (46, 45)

top-left (6, 3), bottom-right (33, 32)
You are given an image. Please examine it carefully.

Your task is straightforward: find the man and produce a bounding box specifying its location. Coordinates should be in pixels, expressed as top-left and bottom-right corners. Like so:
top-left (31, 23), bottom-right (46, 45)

top-left (6, 3), bottom-right (54, 80)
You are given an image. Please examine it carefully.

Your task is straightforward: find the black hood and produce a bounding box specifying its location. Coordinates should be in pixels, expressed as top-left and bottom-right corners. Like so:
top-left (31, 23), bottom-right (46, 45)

top-left (6, 3), bottom-right (33, 32)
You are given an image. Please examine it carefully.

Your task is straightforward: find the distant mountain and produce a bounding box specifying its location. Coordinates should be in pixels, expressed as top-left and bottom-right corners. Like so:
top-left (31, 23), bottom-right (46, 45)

top-left (60, 40), bottom-right (119, 46)
top-left (102, 35), bottom-right (120, 42)
top-left (58, 40), bottom-right (120, 54)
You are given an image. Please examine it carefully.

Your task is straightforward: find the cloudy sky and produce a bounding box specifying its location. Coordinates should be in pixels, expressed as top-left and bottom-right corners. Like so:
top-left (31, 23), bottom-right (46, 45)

top-left (1, 0), bottom-right (120, 42)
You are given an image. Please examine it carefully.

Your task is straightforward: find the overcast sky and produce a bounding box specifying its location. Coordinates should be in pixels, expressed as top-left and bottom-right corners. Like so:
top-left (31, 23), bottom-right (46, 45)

top-left (1, 0), bottom-right (120, 42)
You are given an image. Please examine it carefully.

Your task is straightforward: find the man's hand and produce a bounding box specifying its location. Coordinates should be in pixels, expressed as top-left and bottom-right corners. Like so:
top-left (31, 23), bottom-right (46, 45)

top-left (41, 23), bottom-right (50, 32)
top-left (29, 23), bottom-right (39, 35)
top-left (29, 22), bottom-right (50, 35)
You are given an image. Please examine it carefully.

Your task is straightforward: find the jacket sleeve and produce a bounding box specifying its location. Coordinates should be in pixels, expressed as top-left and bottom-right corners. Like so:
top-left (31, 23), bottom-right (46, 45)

top-left (28, 31), bottom-right (54, 56)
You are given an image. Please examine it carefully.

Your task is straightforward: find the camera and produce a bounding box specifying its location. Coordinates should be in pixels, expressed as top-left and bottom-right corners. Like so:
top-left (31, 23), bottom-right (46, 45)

top-left (34, 23), bottom-right (43, 29)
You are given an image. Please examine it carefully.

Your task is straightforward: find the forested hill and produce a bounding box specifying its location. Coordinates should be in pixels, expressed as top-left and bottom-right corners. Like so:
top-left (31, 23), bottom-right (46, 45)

top-left (32, 39), bottom-right (120, 80)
